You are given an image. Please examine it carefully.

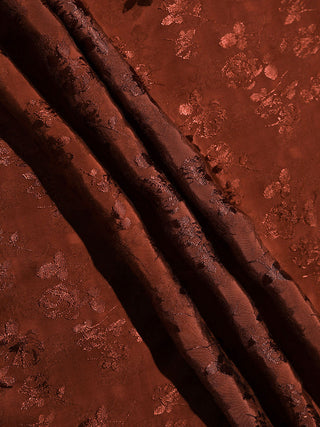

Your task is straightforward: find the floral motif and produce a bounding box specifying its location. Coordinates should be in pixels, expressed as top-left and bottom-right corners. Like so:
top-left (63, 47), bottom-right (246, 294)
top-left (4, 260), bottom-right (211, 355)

top-left (73, 318), bottom-right (128, 371)
top-left (205, 142), bottom-right (233, 173)
top-left (153, 383), bottom-right (181, 415)
top-left (290, 237), bottom-right (320, 274)
top-left (88, 168), bottom-right (110, 193)
top-left (263, 169), bottom-right (291, 199)
top-left (9, 334), bottom-right (44, 369)
top-left (79, 406), bottom-right (109, 427)
top-left (25, 100), bottom-right (56, 129)
top-left (175, 29), bottom-right (196, 60)
top-left (129, 328), bottom-right (143, 343)
top-left (219, 22), bottom-right (247, 50)
top-left (37, 251), bottom-right (68, 281)
top-left (134, 63), bottom-right (153, 88)
top-left (180, 156), bottom-right (209, 185)
top-left (222, 53), bottom-right (263, 89)
top-left (110, 35), bottom-right (134, 60)
top-left (38, 283), bottom-right (80, 320)
top-left (279, 0), bottom-right (316, 25)
top-left (292, 25), bottom-right (320, 58)
top-left (300, 73), bottom-right (320, 102)
top-left (263, 200), bottom-right (299, 239)
top-left (19, 374), bottom-right (63, 410)
top-left (250, 81), bottom-right (300, 134)
top-left (22, 172), bottom-right (46, 200)
top-left (179, 90), bottom-right (227, 138)
top-left (19, 375), bottom-right (50, 410)
top-left (161, 0), bottom-right (202, 26)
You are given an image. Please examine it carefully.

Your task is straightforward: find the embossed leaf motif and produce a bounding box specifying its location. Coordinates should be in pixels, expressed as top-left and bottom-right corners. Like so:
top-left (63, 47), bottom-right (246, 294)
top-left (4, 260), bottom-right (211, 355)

top-left (37, 251), bottom-right (68, 281)
top-left (179, 90), bottom-right (227, 138)
top-left (161, 0), bottom-right (202, 26)
top-left (39, 284), bottom-right (80, 320)
top-left (175, 29), bottom-right (196, 60)
top-left (153, 384), bottom-right (180, 416)
top-left (80, 406), bottom-right (109, 427)
top-left (222, 53), bottom-right (263, 89)
top-left (219, 22), bottom-right (247, 50)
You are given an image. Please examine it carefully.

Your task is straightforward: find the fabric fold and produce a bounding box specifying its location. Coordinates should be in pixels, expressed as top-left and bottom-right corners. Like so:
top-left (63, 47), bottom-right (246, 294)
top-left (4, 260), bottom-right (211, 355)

top-left (0, 52), bottom-right (272, 427)
top-left (0, 0), bottom-right (319, 424)
top-left (34, 0), bottom-right (320, 406)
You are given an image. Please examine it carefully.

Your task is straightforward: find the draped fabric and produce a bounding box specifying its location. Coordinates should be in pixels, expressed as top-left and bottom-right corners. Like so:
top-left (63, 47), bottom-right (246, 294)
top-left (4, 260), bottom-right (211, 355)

top-left (0, 1), bottom-right (320, 425)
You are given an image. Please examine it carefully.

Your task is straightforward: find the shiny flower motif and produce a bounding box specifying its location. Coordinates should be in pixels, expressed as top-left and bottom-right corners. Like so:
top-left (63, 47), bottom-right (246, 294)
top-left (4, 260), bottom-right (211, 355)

top-left (145, 175), bottom-right (180, 214)
top-left (223, 178), bottom-right (243, 206)
top-left (1, 322), bottom-right (44, 369)
top-left (38, 283), bottom-right (80, 320)
top-left (222, 53), bottom-right (263, 89)
top-left (9, 332), bottom-right (44, 368)
top-left (161, 0), bottom-right (201, 26)
top-left (19, 375), bottom-right (49, 410)
top-left (134, 63), bottom-right (153, 88)
top-left (264, 64), bottom-right (278, 81)
top-left (290, 237), bottom-right (320, 270)
top-left (129, 328), bottom-right (143, 343)
top-left (107, 319), bottom-right (126, 337)
top-left (205, 142), bottom-right (233, 173)
top-left (263, 168), bottom-right (291, 199)
top-left (219, 22), bottom-right (247, 50)
top-left (110, 35), bottom-right (134, 60)
top-left (37, 251), bottom-right (68, 281)
top-left (290, 238), bottom-right (320, 282)
top-left (263, 200), bottom-right (299, 239)
top-left (100, 342), bottom-right (128, 371)
top-left (252, 337), bottom-right (284, 364)
top-left (22, 172), bottom-right (46, 200)
top-left (279, 0), bottom-right (315, 25)
top-left (73, 318), bottom-right (128, 370)
top-left (179, 90), bottom-right (227, 138)
top-left (175, 29), bottom-right (196, 60)
top-left (88, 168), bottom-right (110, 193)
top-left (293, 25), bottom-right (320, 58)
top-left (79, 406), bottom-right (109, 427)
top-left (25, 100), bottom-right (56, 129)
top-left (153, 384), bottom-right (180, 415)
top-left (8, 231), bottom-right (19, 247)
top-left (300, 73), bottom-right (320, 102)
top-left (180, 156), bottom-right (209, 185)
top-left (250, 82), bottom-right (300, 134)
top-left (19, 374), bottom-right (63, 411)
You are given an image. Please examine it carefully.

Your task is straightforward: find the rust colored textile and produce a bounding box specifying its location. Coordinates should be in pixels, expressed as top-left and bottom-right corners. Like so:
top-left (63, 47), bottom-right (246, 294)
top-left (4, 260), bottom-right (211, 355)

top-left (1, 0), bottom-right (320, 426)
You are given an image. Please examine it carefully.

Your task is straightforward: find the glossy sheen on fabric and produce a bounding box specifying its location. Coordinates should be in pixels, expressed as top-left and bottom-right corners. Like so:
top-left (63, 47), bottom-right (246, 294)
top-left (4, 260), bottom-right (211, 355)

top-left (0, 1), bottom-right (320, 426)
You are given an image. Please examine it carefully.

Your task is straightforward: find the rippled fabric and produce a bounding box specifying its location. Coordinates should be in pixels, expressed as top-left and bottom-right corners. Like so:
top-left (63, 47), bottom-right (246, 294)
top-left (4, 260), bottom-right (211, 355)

top-left (0, 1), bottom-right (320, 426)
